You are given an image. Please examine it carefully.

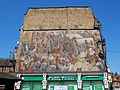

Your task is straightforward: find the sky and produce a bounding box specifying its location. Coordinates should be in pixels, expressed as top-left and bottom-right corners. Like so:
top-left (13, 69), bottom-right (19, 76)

top-left (0, 0), bottom-right (120, 74)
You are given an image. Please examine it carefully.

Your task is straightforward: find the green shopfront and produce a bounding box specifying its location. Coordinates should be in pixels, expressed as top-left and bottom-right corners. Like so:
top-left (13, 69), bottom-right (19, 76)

top-left (47, 75), bottom-right (78, 90)
top-left (16, 72), bottom-right (108, 90)
top-left (20, 76), bottom-right (43, 90)
top-left (82, 76), bottom-right (105, 90)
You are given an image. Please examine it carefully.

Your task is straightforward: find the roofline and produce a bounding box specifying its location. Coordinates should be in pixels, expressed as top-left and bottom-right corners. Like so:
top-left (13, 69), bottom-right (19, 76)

top-left (29, 6), bottom-right (90, 9)
top-left (16, 71), bottom-right (106, 76)
top-left (0, 58), bottom-right (15, 60)
top-left (24, 6), bottom-right (91, 15)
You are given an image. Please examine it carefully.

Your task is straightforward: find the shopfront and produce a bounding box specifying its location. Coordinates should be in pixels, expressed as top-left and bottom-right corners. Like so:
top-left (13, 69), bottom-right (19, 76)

top-left (48, 81), bottom-right (77, 90)
top-left (18, 72), bottom-right (109, 90)
top-left (20, 76), bottom-right (43, 90)
top-left (82, 75), bottom-right (105, 90)
top-left (0, 72), bottom-right (21, 90)
top-left (47, 75), bottom-right (78, 90)
top-left (19, 74), bottom-right (78, 90)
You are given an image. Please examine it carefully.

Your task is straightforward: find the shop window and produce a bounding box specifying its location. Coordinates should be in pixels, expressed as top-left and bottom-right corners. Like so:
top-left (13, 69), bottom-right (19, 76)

top-left (82, 81), bottom-right (105, 90)
top-left (33, 82), bottom-right (42, 90)
top-left (21, 82), bottom-right (30, 90)
top-left (20, 82), bottom-right (42, 90)
top-left (47, 81), bottom-right (77, 90)
top-left (94, 85), bottom-right (104, 90)
top-left (82, 81), bottom-right (91, 90)
top-left (68, 85), bottom-right (77, 90)
top-left (48, 85), bottom-right (54, 90)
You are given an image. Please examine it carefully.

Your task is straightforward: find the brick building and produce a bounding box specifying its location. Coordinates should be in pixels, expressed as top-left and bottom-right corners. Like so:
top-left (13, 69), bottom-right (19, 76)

top-left (111, 73), bottom-right (120, 90)
top-left (14, 6), bottom-right (109, 90)
top-left (0, 58), bottom-right (21, 90)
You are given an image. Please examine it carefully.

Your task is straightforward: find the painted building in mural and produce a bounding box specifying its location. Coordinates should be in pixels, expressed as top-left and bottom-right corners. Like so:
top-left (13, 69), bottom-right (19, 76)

top-left (14, 6), bottom-right (109, 90)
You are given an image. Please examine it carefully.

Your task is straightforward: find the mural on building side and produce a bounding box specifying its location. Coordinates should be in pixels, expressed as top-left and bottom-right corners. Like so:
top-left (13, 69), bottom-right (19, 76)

top-left (19, 30), bottom-right (106, 72)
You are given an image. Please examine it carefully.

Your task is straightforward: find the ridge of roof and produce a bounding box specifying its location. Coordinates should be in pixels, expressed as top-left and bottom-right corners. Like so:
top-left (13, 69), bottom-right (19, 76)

top-left (0, 58), bottom-right (15, 60)
top-left (29, 6), bottom-right (90, 9)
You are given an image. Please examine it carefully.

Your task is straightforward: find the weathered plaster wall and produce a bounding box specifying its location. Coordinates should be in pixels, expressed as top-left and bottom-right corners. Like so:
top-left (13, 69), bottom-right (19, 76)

top-left (14, 7), bottom-right (105, 72)
top-left (23, 7), bottom-right (94, 30)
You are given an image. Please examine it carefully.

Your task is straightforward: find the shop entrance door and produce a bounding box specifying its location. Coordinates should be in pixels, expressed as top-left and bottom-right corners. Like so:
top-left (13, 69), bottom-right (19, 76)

top-left (82, 81), bottom-right (105, 90)
top-left (54, 86), bottom-right (68, 90)
top-left (48, 85), bottom-right (77, 90)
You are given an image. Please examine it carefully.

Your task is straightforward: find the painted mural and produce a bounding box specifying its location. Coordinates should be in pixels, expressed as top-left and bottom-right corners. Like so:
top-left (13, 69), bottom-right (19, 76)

top-left (19, 30), bottom-right (106, 72)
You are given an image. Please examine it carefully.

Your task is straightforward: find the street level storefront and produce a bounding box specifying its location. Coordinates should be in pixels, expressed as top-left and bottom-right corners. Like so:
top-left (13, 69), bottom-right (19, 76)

top-left (20, 75), bottom-right (43, 90)
top-left (16, 72), bottom-right (109, 90)
top-left (82, 75), bottom-right (105, 90)
top-left (0, 72), bottom-right (21, 90)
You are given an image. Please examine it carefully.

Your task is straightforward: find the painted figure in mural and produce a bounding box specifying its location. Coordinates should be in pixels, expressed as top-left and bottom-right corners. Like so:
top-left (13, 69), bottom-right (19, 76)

top-left (19, 30), bottom-right (105, 72)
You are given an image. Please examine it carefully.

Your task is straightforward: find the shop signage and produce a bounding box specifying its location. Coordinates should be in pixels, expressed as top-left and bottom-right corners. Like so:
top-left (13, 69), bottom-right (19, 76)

top-left (23, 76), bottom-right (43, 81)
top-left (47, 75), bottom-right (77, 81)
top-left (82, 76), bottom-right (103, 81)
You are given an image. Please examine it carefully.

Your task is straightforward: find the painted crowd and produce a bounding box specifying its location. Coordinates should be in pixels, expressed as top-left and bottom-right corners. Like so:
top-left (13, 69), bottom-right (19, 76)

top-left (19, 30), bottom-right (106, 72)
